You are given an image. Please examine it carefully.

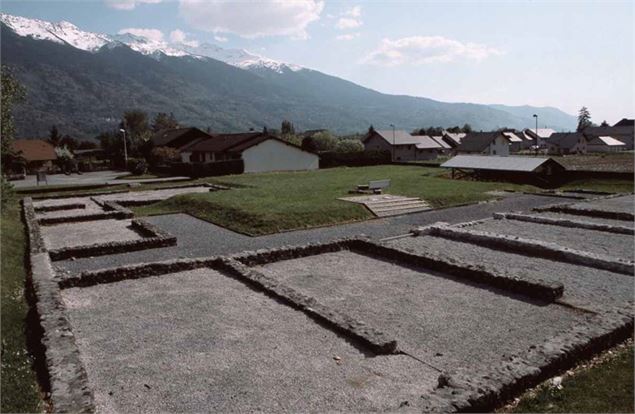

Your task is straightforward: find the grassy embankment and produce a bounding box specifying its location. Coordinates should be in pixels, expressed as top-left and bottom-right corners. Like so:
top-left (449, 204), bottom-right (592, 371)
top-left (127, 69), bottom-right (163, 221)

top-left (1, 198), bottom-right (42, 413)
top-left (510, 344), bottom-right (633, 413)
top-left (133, 165), bottom-right (632, 236)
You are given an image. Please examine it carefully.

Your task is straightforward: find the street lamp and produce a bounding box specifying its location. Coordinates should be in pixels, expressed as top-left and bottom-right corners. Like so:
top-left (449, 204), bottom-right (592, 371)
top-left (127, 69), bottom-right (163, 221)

top-left (532, 114), bottom-right (538, 156)
top-left (119, 128), bottom-right (128, 167)
top-left (389, 123), bottom-right (396, 162)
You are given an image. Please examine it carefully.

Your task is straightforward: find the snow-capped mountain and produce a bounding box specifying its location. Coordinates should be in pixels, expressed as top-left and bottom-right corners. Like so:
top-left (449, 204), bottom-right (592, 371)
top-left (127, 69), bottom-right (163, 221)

top-left (0, 13), bottom-right (300, 73)
top-left (0, 13), bottom-right (110, 51)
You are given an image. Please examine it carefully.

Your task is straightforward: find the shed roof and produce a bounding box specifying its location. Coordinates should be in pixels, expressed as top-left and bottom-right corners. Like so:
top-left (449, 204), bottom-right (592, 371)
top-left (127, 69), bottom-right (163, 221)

top-left (441, 155), bottom-right (562, 172)
top-left (12, 139), bottom-right (57, 162)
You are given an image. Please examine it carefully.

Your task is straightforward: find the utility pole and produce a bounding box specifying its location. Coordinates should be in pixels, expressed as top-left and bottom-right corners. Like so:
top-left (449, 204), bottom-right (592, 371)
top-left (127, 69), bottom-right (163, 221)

top-left (120, 128), bottom-right (128, 167)
top-left (390, 124), bottom-right (395, 162)
top-left (533, 114), bottom-right (538, 156)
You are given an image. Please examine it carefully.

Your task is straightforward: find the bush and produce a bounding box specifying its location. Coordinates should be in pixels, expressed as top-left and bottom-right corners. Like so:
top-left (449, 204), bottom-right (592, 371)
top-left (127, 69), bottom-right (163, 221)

top-left (335, 139), bottom-right (364, 153)
top-left (150, 146), bottom-right (180, 166)
top-left (319, 150), bottom-right (390, 168)
top-left (126, 158), bottom-right (147, 175)
top-left (302, 131), bottom-right (337, 152)
top-left (162, 160), bottom-right (244, 178)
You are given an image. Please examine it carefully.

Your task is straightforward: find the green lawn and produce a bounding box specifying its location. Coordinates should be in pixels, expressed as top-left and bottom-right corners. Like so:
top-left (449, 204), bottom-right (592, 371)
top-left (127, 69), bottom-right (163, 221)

top-left (1, 199), bottom-right (42, 413)
top-left (133, 165), bottom-right (634, 236)
top-left (510, 344), bottom-right (634, 413)
top-left (133, 165), bottom-right (540, 235)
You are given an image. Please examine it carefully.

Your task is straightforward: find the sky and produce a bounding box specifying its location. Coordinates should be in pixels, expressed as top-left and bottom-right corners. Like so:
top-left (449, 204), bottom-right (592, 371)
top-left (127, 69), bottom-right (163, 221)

top-left (2, 0), bottom-right (633, 124)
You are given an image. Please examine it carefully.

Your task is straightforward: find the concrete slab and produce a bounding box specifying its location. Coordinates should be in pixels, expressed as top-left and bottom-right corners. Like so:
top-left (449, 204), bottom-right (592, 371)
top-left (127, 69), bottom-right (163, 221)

top-left (254, 251), bottom-right (587, 370)
top-left (61, 268), bottom-right (438, 412)
top-left (41, 219), bottom-right (142, 250)
top-left (386, 235), bottom-right (634, 315)
top-left (467, 219), bottom-right (635, 261)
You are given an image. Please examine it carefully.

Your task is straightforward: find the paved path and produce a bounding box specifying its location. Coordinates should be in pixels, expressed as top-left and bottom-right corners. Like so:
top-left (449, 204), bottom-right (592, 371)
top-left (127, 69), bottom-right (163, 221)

top-left (56, 194), bottom-right (565, 274)
top-left (13, 170), bottom-right (189, 188)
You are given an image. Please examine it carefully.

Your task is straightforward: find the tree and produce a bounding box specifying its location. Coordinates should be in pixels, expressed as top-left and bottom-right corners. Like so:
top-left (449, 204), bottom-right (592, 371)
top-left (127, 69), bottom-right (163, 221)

top-left (151, 112), bottom-right (179, 132)
top-left (600, 120), bottom-right (609, 127)
top-left (122, 110), bottom-right (150, 140)
top-left (577, 106), bottom-right (592, 131)
top-left (1, 65), bottom-right (26, 173)
top-left (335, 139), bottom-right (364, 153)
top-left (302, 131), bottom-right (337, 152)
top-left (281, 120), bottom-right (295, 135)
top-left (150, 146), bottom-right (181, 166)
top-left (462, 123), bottom-right (473, 133)
top-left (49, 125), bottom-right (61, 146)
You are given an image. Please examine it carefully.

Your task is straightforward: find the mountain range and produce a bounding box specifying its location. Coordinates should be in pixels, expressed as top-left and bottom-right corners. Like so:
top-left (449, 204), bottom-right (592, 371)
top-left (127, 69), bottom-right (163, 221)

top-left (0, 13), bottom-right (577, 139)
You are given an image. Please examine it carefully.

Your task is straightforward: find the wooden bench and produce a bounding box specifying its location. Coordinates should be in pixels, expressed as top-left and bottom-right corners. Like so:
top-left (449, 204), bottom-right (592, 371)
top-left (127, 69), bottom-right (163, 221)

top-left (356, 179), bottom-right (391, 194)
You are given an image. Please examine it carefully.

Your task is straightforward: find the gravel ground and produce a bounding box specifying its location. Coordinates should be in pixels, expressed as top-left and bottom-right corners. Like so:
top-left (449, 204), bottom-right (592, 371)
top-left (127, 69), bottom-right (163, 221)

top-left (386, 236), bottom-right (634, 315)
top-left (95, 186), bottom-right (211, 203)
top-left (467, 219), bottom-right (635, 261)
top-left (35, 197), bottom-right (105, 220)
top-left (55, 194), bottom-right (566, 274)
top-left (42, 219), bottom-right (142, 250)
top-left (568, 195), bottom-right (634, 214)
top-left (533, 212), bottom-right (635, 229)
top-left (254, 251), bottom-right (587, 370)
top-left (61, 268), bottom-right (438, 412)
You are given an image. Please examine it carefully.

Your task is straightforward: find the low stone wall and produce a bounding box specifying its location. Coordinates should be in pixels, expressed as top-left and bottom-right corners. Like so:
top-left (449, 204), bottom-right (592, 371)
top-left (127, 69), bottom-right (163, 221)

top-left (424, 313), bottom-right (633, 412)
top-left (33, 202), bottom-right (85, 213)
top-left (58, 252), bottom-right (397, 355)
top-left (533, 193), bottom-right (634, 221)
top-left (234, 238), bottom-right (564, 303)
top-left (494, 212), bottom-right (634, 235)
top-left (22, 198), bottom-right (96, 413)
top-left (48, 219), bottom-right (176, 261)
top-left (424, 223), bottom-right (634, 276)
top-left (37, 201), bottom-right (133, 225)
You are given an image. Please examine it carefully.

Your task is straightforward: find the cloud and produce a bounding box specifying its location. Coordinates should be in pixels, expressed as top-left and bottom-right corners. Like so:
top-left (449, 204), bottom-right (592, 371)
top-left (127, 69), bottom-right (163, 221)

top-left (179, 0), bottom-right (324, 39)
top-left (118, 28), bottom-right (164, 42)
top-left (105, 0), bottom-right (161, 11)
top-left (169, 29), bottom-right (199, 47)
top-left (336, 32), bottom-right (360, 41)
top-left (214, 35), bottom-right (228, 43)
top-left (336, 17), bottom-right (361, 30)
top-left (361, 36), bottom-right (503, 66)
top-left (336, 5), bottom-right (362, 30)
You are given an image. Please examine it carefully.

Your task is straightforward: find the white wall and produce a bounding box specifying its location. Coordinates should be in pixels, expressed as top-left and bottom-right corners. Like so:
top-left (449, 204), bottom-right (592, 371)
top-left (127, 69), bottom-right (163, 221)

top-left (487, 135), bottom-right (510, 156)
top-left (242, 139), bottom-right (319, 173)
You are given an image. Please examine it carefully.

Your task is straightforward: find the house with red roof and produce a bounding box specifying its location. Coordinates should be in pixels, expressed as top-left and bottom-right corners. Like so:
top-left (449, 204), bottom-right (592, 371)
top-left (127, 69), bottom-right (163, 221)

top-left (11, 139), bottom-right (57, 173)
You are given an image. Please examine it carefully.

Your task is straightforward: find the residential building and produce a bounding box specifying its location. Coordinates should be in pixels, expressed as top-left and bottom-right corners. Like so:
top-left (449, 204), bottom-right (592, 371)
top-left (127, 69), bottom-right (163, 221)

top-left (179, 132), bottom-right (319, 173)
top-left (455, 132), bottom-right (511, 156)
top-left (11, 139), bottom-right (57, 173)
top-left (584, 119), bottom-right (634, 150)
top-left (441, 132), bottom-right (466, 148)
top-left (546, 132), bottom-right (587, 155)
top-left (587, 136), bottom-right (627, 153)
top-left (362, 129), bottom-right (442, 161)
top-left (152, 127), bottom-right (213, 151)
top-left (502, 131), bottom-right (524, 152)
top-left (524, 128), bottom-right (556, 148)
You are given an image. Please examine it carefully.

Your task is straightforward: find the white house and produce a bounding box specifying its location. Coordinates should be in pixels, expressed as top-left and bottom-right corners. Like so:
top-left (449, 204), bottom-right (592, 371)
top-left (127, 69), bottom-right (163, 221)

top-left (179, 132), bottom-right (319, 173)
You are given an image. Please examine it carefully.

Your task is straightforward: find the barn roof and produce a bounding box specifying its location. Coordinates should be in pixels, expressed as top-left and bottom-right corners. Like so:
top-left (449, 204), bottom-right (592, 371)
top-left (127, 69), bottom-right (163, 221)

top-left (441, 155), bottom-right (563, 172)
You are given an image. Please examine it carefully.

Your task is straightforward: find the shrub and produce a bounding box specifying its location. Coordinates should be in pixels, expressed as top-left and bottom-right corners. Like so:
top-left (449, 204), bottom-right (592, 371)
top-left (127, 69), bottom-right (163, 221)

top-left (150, 146), bottom-right (180, 166)
top-left (335, 139), bottom-right (364, 153)
top-left (319, 150), bottom-right (390, 168)
top-left (302, 131), bottom-right (337, 152)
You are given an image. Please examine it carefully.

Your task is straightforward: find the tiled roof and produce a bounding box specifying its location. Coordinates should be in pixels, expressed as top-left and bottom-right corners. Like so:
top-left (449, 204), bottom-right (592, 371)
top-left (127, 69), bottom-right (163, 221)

top-left (12, 139), bottom-right (57, 161)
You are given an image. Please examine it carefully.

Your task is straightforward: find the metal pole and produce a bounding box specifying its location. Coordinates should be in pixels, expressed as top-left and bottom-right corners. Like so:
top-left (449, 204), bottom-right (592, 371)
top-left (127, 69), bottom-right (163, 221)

top-left (390, 124), bottom-right (395, 162)
top-left (121, 129), bottom-right (128, 167)
top-left (533, 114), bottom-right (538, 156)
